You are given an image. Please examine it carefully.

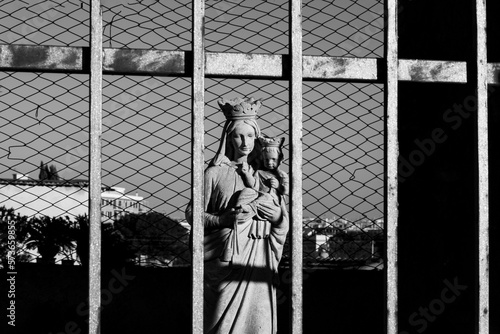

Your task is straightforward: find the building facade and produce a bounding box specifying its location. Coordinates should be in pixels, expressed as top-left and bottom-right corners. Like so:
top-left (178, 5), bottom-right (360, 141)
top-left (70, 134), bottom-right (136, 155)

top-left (101, 186), bottom-right (148, 223)
top-left (0, 173), bottom-right (147, 223)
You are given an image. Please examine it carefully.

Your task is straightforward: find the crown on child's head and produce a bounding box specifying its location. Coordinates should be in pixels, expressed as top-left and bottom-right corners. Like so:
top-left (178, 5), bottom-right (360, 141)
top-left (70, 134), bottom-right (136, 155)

top-left (259, 136), bottom-right (284, 148)
top-left (218, 97), bottom-right (261, 121)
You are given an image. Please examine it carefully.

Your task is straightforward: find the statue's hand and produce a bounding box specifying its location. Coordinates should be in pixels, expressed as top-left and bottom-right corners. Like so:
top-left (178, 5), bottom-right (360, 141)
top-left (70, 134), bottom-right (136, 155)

top-left (269, 177), bottom-right (279, 189)
top-left (219, 209), bottom-right (242, 228)
top-left (257, 201), bottom-right (281, 224)
top-left (240, 161), bottom-right (249, 173)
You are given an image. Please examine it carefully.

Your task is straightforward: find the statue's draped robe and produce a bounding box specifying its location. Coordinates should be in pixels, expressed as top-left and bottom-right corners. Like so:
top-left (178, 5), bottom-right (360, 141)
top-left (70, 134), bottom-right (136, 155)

top-left (202, 160), bottom-right (289, 334)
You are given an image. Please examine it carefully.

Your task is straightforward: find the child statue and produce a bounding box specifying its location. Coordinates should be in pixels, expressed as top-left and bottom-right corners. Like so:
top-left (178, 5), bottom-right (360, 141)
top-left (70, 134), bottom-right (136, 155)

top-left (236, 136), bottom-right (289, 238)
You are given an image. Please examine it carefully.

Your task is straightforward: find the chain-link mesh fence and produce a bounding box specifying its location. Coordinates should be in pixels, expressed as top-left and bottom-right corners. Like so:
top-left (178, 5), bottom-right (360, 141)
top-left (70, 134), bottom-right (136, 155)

top-left (102, 0), bottom-right (191, 50)
top-left (1, 0), bottom-right (384, 269)
top-left (0, 70), bottom-right (90, 265)
top-left (0, 0), bottom-right (90, 47)
top-left (301, 82), bottom-right (384, 269)
top-left (101, 74), bottom-right (193, 267)
top-left (303, 0), bottom-right (384, 57)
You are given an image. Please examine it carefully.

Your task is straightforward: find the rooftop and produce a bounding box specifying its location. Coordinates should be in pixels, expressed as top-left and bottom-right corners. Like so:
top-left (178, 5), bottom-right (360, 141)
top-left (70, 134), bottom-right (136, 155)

top-left (0, 175), bottom-right (113, 190)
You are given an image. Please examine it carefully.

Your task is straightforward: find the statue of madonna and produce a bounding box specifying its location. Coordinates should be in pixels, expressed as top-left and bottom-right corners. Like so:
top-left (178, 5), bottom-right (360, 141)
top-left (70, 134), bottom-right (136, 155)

top-left (186, 97), bottom-right (289, 334)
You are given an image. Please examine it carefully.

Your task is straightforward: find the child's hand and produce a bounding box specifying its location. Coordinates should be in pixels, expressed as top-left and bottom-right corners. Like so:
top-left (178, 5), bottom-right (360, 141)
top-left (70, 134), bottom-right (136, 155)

top-left (241, 162), bottom-right (249, 173)
top-left (239, 162), bottom-right (251, 177)
top-left (269, 177), bottom-right (279, 189)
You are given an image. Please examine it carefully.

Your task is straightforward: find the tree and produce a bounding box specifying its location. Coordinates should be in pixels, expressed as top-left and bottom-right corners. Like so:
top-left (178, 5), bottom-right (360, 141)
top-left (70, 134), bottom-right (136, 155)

top-left (115, 211), bottom-right (190, 267)
top-left (39, 161), bottom-right (48, 180)
top-left (39, 161), bottom-right (61, 181)
top-left (74, 214), bottom-right (136, 268)
top-left (44, 164), bottom-right (51, 180)
top-left (26, 216), bottom-right (76, 264)
top-left (48, 164), bottom-right (59, 180)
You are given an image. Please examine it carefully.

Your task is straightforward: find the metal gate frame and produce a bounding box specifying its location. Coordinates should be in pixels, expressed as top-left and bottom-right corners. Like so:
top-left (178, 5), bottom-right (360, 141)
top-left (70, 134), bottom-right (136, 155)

top-left (0, 0), bottom-right (494, 333)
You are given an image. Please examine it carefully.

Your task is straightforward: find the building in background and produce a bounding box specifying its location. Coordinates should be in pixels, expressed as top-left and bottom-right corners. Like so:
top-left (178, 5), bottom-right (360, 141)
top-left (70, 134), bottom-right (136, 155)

top-left (302, 216), bottom-right (384, 264)
top-left (101, 186), bottom-right (148, 223)
top-left (0, 173), bottom-right (147, 223)
top-left (0, 173), bottom-right (97, 219)
top-left (0, 172), bottom-right (150, 265)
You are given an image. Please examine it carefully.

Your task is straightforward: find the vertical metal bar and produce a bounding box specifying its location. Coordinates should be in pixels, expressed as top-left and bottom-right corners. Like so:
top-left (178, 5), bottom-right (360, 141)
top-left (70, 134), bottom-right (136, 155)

top-left (191, 0), bottom-right (205, 333)
top-left (476, 0), bottom-right (489, 333)
top-left (385, 0), bottom-right (399, 333)
top-left (89, 0), bottom-right (102, 333)
top-left (289, 0), bottom-right (303, 333)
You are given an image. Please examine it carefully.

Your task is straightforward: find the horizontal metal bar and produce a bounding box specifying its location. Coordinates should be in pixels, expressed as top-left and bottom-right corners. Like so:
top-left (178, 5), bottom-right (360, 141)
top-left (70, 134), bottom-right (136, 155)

top-left (0, 44), bottom-right (83, 71)
top-left (103, 48), bottom-right (186, 75)
top-left (487, 63), bottom-right (500, 85)
top-left (2, 44), bottom-right (499, 84)
top-left (303, 55), bottom-right (377, 80)
top-left (206, 52), bottom-right (283, 77)
top-left (398, 59), bottom-right (467, 83)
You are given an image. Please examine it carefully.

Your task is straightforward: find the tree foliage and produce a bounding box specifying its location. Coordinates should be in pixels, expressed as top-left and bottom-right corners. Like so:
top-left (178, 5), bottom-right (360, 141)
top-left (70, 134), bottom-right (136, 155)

top-left (39, 161), bottom-right (48, 180)
top-left (115, 211), bottom-right (190, 267)
top-left (0, 207), bottom-right (189, 268)
top-left (74, 214), bottom-right (137, 268)
top-left (26, 215), bottom-right (75, 263)
top-left (38, 161), bottom-right (60, 181)
top-left (48, 164), bottom-right (59, 180)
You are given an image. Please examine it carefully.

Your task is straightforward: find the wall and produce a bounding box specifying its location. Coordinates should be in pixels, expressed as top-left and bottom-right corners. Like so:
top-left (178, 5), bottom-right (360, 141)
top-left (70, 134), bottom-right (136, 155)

top-left (0, 183), bottom-right (89, 219)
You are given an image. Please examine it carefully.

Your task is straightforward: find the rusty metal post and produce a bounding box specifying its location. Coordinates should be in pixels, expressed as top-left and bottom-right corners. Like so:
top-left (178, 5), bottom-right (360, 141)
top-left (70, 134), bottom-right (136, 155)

top-left (289, 0), bottom-right (303, 333)
top-left (476, 0), bottom-right (489, 333)
top-left (191, 0), bottom-right (205, 333)
top-left (385, 0), bottom-right (399, 333)
top-left (89, 0), bottom-right (103, 333)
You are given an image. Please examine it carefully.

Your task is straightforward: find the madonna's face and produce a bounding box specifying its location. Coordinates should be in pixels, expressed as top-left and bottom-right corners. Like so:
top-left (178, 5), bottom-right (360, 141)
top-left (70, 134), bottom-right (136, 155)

top-left (230, 122), bottom-right (256, 159)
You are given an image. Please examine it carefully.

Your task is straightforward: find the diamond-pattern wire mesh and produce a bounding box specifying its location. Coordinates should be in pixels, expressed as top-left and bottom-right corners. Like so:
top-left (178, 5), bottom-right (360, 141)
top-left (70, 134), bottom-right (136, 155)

top-left (0, 71), bottom-right (90, 265)
top-left (204, 0), bottom-right (384, 57)
top-left (101, 75), bottom-right (193, 267)
top-left (0, 0), bottom-right (84, 266)
top-left (102, 0), bottom-right (191, 50)
top-left (205, 0), bottom-right (288, 54)
top-left (303, 0), bottom-right (384, 57)
top-left (99, 0), bottom-right (193, 267)
top-left (0, 0), bottom-right (195, 268)
top-left (0, 0), bottom-right (90, 46)
top-left (0, 0), bottom-right (385, 269)
top-left (301, 82), bottom-right (384, 269)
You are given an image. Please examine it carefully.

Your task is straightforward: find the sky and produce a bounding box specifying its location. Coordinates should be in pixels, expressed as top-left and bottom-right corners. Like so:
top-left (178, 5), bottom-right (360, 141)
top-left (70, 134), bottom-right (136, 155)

top-left (0, 0), bottom-right (384, 221)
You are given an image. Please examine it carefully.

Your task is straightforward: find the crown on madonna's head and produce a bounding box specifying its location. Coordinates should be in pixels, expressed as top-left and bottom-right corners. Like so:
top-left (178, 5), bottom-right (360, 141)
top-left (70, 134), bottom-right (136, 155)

top-left (259, 136), bottom-right (284, 149)
top-left (218, 97), bottom-right (261, 121)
